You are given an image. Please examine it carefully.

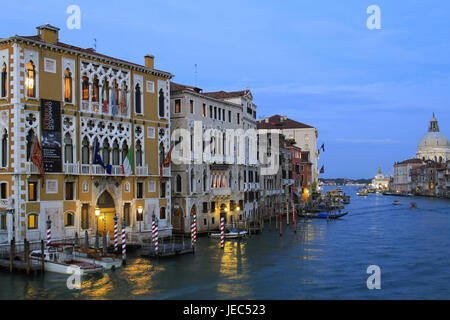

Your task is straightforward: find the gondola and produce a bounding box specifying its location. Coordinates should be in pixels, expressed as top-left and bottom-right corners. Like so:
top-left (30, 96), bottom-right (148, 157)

top-left (297, 211), bottom-right (349, 219)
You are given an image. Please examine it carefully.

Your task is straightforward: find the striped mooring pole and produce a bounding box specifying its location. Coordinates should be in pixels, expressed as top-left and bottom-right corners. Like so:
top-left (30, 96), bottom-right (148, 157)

top-left (46, 217), bottom-right (52, 246)
top-left (121, 219), bottom-right (127, 264)
top-left (114, 215), bottom-right (118, 252)
top-left (191, 215), bottom-right (196, 246)
top-left (293, 201), bottom-right (296, 233)
top-left (154, 219), bottom-right (159, 253)
top-left (286, 202), bottom-right (289, 225)
top-left (220, 217), bottom-right (225, 249)
top-left (151, 218), bottom-right (156, 244)
top-left (193, 214), bottom-right (197, 244)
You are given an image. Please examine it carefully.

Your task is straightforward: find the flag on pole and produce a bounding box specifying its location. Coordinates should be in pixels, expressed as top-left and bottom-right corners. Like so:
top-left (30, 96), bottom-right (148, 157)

top-left (102, 84), bottom-right (108, 113)
top-left (111, 88), bottom-right (117, 116)
top-left (160, 145), bottom-right (174, 182)
top-left (120, 87), bottom-right (126, 114)
top-left (121, 146), bottom-right (133, 176)
top-left (320, 165), bottom-right (325, 174)
top-left (321, 143), bottom-right (325, 152)
top-left (93, 141), bottom-right (112, 174)
top-left (31, 136), bottom-right (45, 187)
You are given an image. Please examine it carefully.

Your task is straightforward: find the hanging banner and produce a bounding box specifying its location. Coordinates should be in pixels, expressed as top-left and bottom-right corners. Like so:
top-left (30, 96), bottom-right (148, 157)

top-left (40, 99), bottom-right (62, 173)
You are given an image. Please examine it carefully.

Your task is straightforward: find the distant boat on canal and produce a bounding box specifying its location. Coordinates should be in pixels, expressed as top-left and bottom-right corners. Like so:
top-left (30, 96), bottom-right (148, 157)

top-left (393, 200), bottom-right (401, 205)
top-left (297, 211), bottom-right (349, 219)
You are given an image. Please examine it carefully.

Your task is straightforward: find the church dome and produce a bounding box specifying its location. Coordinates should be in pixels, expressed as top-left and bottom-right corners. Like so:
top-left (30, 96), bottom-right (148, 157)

top-left (417, 113), bottom-right (449, 150)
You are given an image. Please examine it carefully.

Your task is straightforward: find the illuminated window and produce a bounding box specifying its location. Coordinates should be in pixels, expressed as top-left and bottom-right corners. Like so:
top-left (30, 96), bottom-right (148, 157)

top-left (81, 203), bottom-right (89, 229)
top-left (28, 181), bottom-right (37, 201)
top-left (190, 100), bottom-right (194, 113)
top-left (65, 212), bottom-right (74, 227)
top-left (25, 61), bottom-right (36, 98)
top-left (1, 63), bottom-right (7, 98)
top-left (91, 76), bottom-right (99, 103)
top-left (64, 68), bottom-right (72, 103)
top-left (82, 75), bottom-right (89, 101)
top-left (27, 213), bottom-right (38, 230)
top-left (202, 104), bottom-right (206, 117)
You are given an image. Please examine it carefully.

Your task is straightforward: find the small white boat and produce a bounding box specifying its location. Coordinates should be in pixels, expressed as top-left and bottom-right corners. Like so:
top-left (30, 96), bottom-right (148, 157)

top-left (210, 229), bottom-right (248, 239)
top-left (72, 248), bottom-right (122, 270)
top-left (30, 246), bottom-right (103, 275)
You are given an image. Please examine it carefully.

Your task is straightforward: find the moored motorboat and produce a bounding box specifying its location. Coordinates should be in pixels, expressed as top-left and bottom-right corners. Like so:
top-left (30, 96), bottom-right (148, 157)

top-left (209, 228), bottom-right (248, 239)
top-left (393, 200), bottom-right (401, 205)
top-left (298, 211), bottom-right (348, 219)
top-left (30, 247), bottom-right (103, 275)
top-left (72, 248), bottom-right (122, 270)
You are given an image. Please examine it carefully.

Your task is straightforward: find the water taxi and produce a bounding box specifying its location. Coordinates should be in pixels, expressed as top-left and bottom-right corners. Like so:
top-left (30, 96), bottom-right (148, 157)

top-left (209, 228), bottom-right (248, 239)
top-left (72, 248), bottom-right (122, 270)
top-left (393, 200), bottom-right (401, 205)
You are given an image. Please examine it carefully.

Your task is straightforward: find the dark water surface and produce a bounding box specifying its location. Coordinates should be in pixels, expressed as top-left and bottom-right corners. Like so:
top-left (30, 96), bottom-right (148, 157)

top-left (1, 186), bottom-right (449, 300)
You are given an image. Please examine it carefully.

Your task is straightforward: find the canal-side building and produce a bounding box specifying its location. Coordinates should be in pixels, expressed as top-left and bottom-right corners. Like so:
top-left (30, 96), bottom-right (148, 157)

top-left (169, 82), bottom-right (259, 233)
top-left (257, 115), bottom-right (319, 196)
top-left (371, 167), bottom-right (391, 190)
top-left (0, 24), bottom-right (173, 244)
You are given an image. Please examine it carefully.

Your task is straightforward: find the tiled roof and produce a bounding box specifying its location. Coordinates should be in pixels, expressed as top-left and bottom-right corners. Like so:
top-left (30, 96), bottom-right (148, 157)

top-left (256, 114), bottom-right (314, 130)
top-left (17, 35), bottom-right (171, 76)
top-left (170, 82), bottom-right (202, 93)
top-left (396, 158), bottom-right (424, 165)
top-left (202, 90), bottom-right (250, 99)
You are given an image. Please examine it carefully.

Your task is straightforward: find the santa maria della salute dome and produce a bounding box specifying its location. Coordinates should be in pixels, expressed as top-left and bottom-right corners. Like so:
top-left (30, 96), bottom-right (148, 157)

top-left (416, 113), bottom-right (450, 163)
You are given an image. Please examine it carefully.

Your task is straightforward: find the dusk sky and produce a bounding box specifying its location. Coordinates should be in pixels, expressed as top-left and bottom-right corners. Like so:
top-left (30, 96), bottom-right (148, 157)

top-left (2, 0), bottom-right (449, 179)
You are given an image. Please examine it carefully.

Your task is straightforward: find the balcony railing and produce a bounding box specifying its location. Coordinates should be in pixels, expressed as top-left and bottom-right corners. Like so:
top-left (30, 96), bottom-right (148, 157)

top-left (212, 188), bottom-right (231, 196)
top-left (25, 162), bottom-right (40, 174)
top-left (135, 166), bottom-right (148, 176)
top-left (162, 167), bottom-right (171, 177)
top-left (64, 163), bottom-right (79, 175)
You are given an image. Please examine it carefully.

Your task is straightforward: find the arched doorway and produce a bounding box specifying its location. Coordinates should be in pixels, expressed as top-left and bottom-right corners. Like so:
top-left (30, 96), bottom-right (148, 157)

top-left (96, 190), bottom-right (116, 236)
top-left (172, 207), bottom-right (183, 232)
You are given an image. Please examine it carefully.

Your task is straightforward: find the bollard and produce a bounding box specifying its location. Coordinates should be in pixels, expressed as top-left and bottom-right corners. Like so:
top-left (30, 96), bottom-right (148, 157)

top-left (9, 238), bottom-right (15, 273)
top-left (220, 217), bottom-right (225, 249)
top-left (286, 202), bottom-right (289, 225)
top-left (25, 239), bottom-right (30, 275)
top-left (121, 219), bottom-right (127, 265)
top-left (40, 240), bottom-right (45, 274)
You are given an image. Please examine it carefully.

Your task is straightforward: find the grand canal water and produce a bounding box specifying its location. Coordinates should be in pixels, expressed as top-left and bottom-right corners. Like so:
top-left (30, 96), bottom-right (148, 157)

top-left (1, 186), bottom-right (449, 300)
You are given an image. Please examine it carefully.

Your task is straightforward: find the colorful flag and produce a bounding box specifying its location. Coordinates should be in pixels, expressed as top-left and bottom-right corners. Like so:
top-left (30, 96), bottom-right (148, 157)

top-left (102, 84), bottom-right (108, 113)
top-left (121, 146), bottom-right (133, 177)
top-left (320, 165), bottom-right (325, 174)
top-left (160, 145), bottom-right (174, 182)
top-left (93, 141), bottom-right (112, 174)
top-left (31, 136), bottom-right (45, 187)
top-left (120, 87), bottom-right (126, 114)
top-left (111, 88), bottom-right (117, 116)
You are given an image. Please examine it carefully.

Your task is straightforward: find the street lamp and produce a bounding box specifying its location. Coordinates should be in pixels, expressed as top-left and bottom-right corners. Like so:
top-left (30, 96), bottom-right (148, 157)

top-left (137, 206), bottom-right (144, 233)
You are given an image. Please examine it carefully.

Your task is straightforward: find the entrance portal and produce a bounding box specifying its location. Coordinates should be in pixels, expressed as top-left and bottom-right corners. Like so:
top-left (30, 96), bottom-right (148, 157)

top-left (96, 191), bottom-right (116, 236)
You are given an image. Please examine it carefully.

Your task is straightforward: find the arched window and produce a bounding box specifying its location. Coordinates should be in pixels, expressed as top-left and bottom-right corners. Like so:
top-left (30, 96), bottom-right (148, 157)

top-left (102, 80), bottom-right (109, 113)
top-left (82, 75), bottom-right (89, 101)
top-left (158, 89), bottom-right (165, 117)
top-left (135, 140), bottom-right (142, 167)
top-left (176, 175), bottom-right (182, 193)
top-left (64, 68), bottom-right (72, 103)
top-left (64, 133), bottom-right (73, 163)
top-left (135, 83), bottom-right (142, 114)
top-left (1, 129), bottom-right (7, 167)
top-left (102, 140), bottom-right (110, 165)
top-left (190, 170), bottom-right (195, 193)
top-left (112, 140), bottom-right (120, 165)
top-left (159, 142), bottom-right (165, 167)
top-left (27, 213), bottom-right (38, 230)
top-left (203, 170), bottom-right (207, 192)
top-left (113, 80), bottom-right (119, 105)
top-left (439, 156), bottom-right (443, 163)
top-left (121, 142), bottom-right (128, 162)
top-left (26, 129), bottom-right (35, 161)
top-left (81, 137), bottom-right (90, 164)
top-left (91, 76), bottom-right (99, 103)
top-left (1, 63), bottom-right (7, 98)
top-left (25, 61), bottom-right (36, 98)
top-left (65, 212), bottom-right (74, 227)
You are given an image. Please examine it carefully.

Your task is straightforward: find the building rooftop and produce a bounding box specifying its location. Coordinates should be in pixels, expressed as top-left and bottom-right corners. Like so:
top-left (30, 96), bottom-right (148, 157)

top-left (257, 114), bottom-right (314, 130)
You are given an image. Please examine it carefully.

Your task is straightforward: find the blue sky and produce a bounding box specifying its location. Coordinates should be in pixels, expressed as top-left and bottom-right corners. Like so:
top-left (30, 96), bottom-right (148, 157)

top-left (2, 0), bottom-right (449, 178)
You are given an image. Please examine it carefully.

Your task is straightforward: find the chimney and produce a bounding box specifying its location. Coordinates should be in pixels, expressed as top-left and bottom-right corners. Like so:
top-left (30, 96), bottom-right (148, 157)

top-left (145, 54), bottom-right (154, 69)
top-left (36, 24), bottom-right (60, 44)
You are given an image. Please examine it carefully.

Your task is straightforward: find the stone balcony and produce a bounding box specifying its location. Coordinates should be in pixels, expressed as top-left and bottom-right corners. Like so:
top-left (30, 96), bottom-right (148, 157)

top-left (25, 162), bottom-right (150, 176)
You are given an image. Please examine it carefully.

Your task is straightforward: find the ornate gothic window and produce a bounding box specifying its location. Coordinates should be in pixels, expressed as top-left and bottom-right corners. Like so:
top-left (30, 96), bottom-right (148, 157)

top-left (91, 76), bottom-right (99, 103)
top-left (102, 140), bottom-right (110, 165)
top-left (135, 83), bottom-right (142, 114)
top-left (159, 142), bottom-right (165, 167)
top-left (82, 75), bottom-right (89, 101)
top-left (112, 140), bottom-right (120, 165)
top-left (135, 140), bottom-right (142, 167)
top-left (26, 129), bottom-right (35, 161)
top-left (82, 137), bottom-right (90, 164)
top-left (1, 129), bottom-right (7, 167)
top-left (158, 89), bottom-right (164, 117)
top-left (64, 133), bottom-right (73, 163)
top-left (25, 61), bottom-right (36, 98)
top-left (121, 142), bottom-right (128, 162)
top-left (176, 175), bottom-right (182, 193)
top-left (64, 68), bottom-right (72, 103)
top-left (1, 63), bottom-right (6, 98)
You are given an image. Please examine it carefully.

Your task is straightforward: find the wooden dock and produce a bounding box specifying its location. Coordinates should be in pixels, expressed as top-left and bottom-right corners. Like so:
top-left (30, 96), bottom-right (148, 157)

top-left (0, 239), bottom-right (45, 275)
top-left (139, 242), bottom-right (194, 258)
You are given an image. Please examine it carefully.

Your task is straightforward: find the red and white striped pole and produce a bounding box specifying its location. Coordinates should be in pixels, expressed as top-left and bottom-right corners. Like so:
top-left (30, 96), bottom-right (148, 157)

top-left (220, 217), bottom-right (225, 249)
top-left (46, 217), bottom-right (52, 246)
top-left (154, 219), bottom-right (159, 253)
top-left (121, 219), bottom-right (127, 265)
top-left (114, 215), bottom-right (118, 252)
top-left (191, 215), bottom-right (196, 246)
top-left (292, 201), bottom-right (296, 233)
top-left (193, 214), bottom-right (197, 244)
top-left (152, 218), bottom-right (156, 244)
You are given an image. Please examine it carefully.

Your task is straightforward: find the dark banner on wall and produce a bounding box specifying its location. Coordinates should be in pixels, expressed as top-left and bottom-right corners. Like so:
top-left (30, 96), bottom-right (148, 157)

top-left (40, 99), bottom-right (62, 173)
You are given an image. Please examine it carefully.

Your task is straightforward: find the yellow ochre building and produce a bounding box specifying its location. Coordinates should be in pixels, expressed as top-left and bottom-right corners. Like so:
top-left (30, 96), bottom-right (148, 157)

top-left (0, 24), bottom-right (174, 244)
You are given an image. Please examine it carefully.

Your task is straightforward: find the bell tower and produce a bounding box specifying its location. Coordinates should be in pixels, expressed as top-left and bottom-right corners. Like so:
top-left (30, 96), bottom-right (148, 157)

top-left (428, 112), bottom-right (440, 132)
